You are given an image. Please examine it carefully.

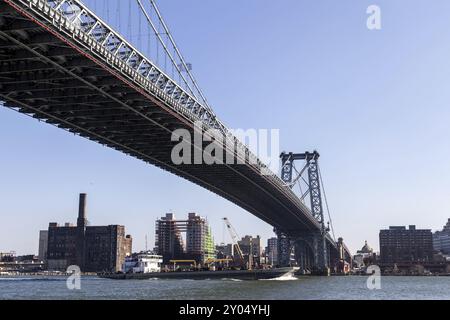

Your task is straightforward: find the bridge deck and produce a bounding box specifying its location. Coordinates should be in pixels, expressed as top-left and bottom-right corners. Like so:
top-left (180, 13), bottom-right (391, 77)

top-left (0, 0), bottom-right (323, 236)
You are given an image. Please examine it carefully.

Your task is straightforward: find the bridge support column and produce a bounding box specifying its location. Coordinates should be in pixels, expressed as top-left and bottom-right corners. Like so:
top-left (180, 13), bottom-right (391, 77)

top-left (275, 230), bottom-right (330, 274)
top-left (312, 232), bottom-right (330, 276)
top-left (290, 235), bottom-right (328, 275)
top-left (293, 240), bottom-right (310, 273)
top-left (276, 230), bottom-right (294, 267)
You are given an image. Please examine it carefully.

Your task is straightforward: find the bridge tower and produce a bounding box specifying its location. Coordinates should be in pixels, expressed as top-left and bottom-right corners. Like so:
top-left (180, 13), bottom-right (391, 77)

top-left (278, 151), bottom-right (330, 274)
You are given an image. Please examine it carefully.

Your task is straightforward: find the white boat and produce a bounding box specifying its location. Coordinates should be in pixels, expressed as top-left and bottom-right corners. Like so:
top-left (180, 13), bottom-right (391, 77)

top-left (122, 252), bottom-right (163, 274)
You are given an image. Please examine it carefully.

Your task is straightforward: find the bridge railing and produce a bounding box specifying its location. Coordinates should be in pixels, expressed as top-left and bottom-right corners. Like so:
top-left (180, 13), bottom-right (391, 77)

top-left (30, 0), bottom-right (225, 130)
top-left (5, 0), bottom-right (318, 227)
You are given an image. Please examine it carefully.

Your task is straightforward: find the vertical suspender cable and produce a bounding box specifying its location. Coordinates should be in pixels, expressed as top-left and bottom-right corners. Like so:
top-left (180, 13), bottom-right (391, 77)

top-left (116, 0), bottom-right (120, 30)
top-left (318, 165), bottom-right (336, 241)
top-left (105, 0), bottom-right (109, 23)
top-left (138, 2), bottom-right (142, 51)
top-left (127, 0), bottom-right (132, 40)
top-left (135, 0), bottom-right (198, 100)
top-left (146, 0), bottom-right (213, 112)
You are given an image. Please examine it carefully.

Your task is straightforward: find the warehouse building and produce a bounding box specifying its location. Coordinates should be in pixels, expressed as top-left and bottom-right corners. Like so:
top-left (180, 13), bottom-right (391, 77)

top-left (46, 193), bottom-right (132, 272)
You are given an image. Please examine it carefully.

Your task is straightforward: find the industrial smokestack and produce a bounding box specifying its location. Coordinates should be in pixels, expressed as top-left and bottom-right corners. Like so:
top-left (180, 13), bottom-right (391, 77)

top-left (77, 193), bottom-right (87, 227)
top-left (76, 193), bottom-right (87, 270)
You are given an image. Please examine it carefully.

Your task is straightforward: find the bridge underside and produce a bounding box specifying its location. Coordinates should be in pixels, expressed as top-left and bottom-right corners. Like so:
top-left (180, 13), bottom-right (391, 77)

top-left (276, 230), bottom-right (345, 272)
top-left (0, 0), bottom-right (325, 239)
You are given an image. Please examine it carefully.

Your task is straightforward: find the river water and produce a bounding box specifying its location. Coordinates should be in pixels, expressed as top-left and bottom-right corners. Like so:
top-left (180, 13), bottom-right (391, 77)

top-left (0, 275), bottom-right (449, 300)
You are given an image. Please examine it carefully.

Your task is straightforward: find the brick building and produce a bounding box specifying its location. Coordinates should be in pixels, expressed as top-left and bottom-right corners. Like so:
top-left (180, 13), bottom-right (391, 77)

top-left (46, 194), bottom-right (132, 272)
top-left (379, 225), bottom-right (433, 264)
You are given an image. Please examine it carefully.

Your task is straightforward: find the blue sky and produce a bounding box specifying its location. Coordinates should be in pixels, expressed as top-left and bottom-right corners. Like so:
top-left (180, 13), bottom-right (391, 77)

top-left (1, 0), bottom-right (450, 255)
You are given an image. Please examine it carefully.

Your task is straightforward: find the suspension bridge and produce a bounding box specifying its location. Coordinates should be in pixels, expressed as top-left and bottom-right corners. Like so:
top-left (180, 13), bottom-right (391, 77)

top-left (0, 0), bottom-right (351, 274)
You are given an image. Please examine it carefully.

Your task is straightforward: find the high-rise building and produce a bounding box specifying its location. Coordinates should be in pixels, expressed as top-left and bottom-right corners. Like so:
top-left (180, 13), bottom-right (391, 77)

top-left (433, 218), bottom-right (450, 255)
top-left (46, 194), bottom-right (132, 272)
top-left (155, 212), bottom-right (216, 264)
top-left (266, 237), bottom-right (278, 266)
top-left (379, 225), bottom-right (433, 264)
top-left (155, 213), bottom-right (185, 264)
top-left (38, 230), bottom-right (48, 263)
top-left (238, 235), bottom-right (262, 266)
top-left (186, 212), bottom-right (215, 262)
top-left (204, 226), bottom-right (216, 262)
top-left (216, 243), bottom-right (233, 259)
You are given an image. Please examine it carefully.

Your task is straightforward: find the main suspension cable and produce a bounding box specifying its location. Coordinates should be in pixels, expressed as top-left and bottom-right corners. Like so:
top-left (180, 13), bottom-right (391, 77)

top-left (147, 0), bottom-right (213, 111)
top-left (135, 0), bottom-right (206, 108)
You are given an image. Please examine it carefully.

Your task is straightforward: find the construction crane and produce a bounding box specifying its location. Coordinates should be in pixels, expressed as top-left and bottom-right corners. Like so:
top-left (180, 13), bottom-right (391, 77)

top-left (222, 217), bottom-right (247, 269)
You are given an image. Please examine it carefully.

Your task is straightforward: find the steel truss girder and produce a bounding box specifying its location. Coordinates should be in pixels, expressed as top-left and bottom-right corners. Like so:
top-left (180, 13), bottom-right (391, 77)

top-left (2, 0), bottom-right (303, 215)
top-left (3, 0), bottom-right (270, 167)
top-left (6, 0), bottom-right (226, 132)
top-left (0, 69), bottom-right (112, 84)
top-left (0, 79), bottom-right (136, 94)
top-left (0, 0), bottom-right (333, 239)
top-left (0, 57), bottom-right (97, 74)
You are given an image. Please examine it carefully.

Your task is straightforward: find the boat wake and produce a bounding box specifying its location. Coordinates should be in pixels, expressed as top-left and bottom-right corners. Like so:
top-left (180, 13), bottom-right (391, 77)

top-left (266, 273), bottom-right (298, 281)
top-left (260, 268), bottom-right (300, 281)
top-left (221, 278), bottom-right (243, 282)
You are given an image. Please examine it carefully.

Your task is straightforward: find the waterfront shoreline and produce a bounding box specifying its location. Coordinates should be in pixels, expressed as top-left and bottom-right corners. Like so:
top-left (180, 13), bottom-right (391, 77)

top-left (1, 273), bottom-right (450, 278)
top-left (1, 276), bottom-right (450, 300)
